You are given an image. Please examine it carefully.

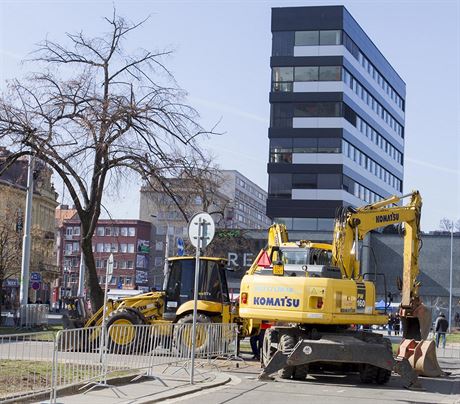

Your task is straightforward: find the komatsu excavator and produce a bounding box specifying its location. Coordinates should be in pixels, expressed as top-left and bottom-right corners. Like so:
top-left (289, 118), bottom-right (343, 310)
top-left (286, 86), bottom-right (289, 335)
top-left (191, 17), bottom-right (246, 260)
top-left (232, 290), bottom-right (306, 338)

top-left (239, 190), bottom-right (444, 387)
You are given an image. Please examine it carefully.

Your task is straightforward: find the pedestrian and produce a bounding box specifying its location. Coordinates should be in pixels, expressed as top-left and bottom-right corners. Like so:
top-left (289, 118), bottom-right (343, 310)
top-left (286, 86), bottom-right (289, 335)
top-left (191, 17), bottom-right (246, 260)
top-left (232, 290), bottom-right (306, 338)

top-left (455, 312), bottom-right (460, 329)
top-left (393, 314), bottom-right (401, 336)
top-left (435, 313), bottom-right (449, 349)
top-left (250, 328), bottom-right (266, 361)
top-left (387, 313), bottom-right (394, 336)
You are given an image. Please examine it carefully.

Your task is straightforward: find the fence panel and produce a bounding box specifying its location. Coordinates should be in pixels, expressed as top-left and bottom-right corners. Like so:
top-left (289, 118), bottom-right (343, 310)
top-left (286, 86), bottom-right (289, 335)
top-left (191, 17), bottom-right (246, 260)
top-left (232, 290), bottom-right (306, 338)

top-left (20, 304), bottom-right (49, 327)
top-left (0, 331), bottom-right (55, 403)
top-left (0, 323), bottom-right (238, 403)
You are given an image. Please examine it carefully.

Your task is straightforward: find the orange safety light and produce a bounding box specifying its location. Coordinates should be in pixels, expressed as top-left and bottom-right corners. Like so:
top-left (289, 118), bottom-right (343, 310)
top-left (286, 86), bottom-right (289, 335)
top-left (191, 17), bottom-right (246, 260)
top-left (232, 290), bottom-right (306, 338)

top-left (241, 293), bottom-right (248, 304)
top-left (317, 297), bottom-right (324, 309)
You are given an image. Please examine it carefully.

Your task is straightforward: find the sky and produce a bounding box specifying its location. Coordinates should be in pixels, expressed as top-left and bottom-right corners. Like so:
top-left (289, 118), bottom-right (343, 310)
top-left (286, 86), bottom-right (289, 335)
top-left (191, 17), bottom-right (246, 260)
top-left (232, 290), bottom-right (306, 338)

top-left (0, 0), bottom-right (459, 231)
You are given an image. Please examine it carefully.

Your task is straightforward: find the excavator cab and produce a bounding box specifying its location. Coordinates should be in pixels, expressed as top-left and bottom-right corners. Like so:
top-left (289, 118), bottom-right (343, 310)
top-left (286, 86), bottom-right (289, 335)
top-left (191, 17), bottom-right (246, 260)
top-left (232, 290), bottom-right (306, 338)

top-left (163, 257), bottom-right (230, 321)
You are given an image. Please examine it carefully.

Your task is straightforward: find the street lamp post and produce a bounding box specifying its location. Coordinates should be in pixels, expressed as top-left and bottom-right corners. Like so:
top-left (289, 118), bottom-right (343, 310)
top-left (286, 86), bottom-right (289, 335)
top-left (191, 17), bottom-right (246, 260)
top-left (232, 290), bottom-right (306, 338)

top-left (449, 220), bottom-right (453, 333)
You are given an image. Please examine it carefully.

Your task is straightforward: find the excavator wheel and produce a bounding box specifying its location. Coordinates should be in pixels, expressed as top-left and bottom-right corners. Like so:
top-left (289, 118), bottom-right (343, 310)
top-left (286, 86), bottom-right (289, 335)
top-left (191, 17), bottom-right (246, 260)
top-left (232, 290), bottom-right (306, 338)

top-left (293, 364), bottom-right (309, 381)
top-left (106, 309), bottom-right (142, 353)
top-left (277, 333), bottom-right (296, 379)
top-left (359, 364), bottom-right (379, 383)
top-left (261, 328), bottom-right (277, 368)
top-left (174, 313), bottom-right (213, 357)
top-left (359, 338), bottom-right (392, 384)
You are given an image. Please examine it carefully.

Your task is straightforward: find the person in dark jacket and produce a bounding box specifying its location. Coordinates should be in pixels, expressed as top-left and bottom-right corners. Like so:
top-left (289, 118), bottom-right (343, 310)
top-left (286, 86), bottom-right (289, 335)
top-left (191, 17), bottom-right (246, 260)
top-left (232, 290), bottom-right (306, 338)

top-left (435, 313), bottom-right (449, 348)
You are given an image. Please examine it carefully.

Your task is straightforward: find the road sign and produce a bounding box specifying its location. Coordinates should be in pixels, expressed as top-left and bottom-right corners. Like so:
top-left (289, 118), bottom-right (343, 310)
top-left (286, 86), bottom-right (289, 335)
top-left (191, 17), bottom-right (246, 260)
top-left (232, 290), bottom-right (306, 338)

top-left (177, 237), bottom-right (185, 256)
top-left (106, 254), bottom-right (114, 284)
top-left (188, 212), bottom-right (215, 249)
top-left (31, 281), bottom-right (40, 290)
top-left (30, 272), bottom-right (41, 282)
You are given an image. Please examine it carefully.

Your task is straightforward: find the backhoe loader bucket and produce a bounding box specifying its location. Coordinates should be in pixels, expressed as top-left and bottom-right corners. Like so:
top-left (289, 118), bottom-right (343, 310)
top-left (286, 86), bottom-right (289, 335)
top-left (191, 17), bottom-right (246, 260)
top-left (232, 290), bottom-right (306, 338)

top-left (398, 339), bottom-right (445, 377)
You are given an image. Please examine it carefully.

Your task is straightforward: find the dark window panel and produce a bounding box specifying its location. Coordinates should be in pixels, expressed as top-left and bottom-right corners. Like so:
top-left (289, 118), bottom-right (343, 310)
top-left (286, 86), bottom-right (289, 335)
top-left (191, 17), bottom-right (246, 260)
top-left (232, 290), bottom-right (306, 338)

top-left (272, 31), bottom-right (294, 56)
top-left (292, 173), bottom-right (317, 189)
top-left (294, 66), bottom-right (319, 81)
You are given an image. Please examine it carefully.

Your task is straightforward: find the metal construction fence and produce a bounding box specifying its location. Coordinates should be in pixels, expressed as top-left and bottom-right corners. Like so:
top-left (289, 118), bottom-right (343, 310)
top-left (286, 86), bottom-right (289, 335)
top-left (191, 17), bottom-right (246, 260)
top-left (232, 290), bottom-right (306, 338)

top-left (20, 304), bottom-right (50, 328)
top-left (0, 322), bottom-right (238, 403)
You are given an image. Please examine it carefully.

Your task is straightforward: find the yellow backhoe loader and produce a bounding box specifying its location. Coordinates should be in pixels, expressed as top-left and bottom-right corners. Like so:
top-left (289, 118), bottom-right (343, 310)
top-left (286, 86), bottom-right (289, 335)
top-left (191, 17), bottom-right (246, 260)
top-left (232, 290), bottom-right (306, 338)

top-left (63, 256), bottom-right (256, 352)
top-left (239, 190), bottom-right (443, 387)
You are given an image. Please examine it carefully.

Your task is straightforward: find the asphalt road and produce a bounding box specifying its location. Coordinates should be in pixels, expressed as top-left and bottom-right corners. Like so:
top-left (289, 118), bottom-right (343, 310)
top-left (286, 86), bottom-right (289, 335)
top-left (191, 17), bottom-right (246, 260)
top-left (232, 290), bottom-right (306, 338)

top-left (170, 356), bottom-right (460, 404)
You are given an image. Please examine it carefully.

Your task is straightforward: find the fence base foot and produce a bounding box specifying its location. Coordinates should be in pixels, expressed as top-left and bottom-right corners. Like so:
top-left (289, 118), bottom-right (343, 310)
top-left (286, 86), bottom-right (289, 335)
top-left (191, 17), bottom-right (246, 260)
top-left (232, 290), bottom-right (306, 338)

top-left (131, 372), bottom-right (168, 386)
top-left (80, 381), bottom-right (127, 398)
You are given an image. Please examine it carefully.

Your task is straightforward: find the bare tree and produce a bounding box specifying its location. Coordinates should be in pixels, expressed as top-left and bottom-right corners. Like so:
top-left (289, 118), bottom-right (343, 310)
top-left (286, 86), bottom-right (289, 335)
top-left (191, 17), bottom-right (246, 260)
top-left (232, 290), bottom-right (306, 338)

top-left (0, 14), bottom-right (216, 310)
top-left (439, 217), bottom-right (459, 232)
top-left (146, 152), bottom-right (232, 225)
top-left (0, 192), bottom-right (22, 324)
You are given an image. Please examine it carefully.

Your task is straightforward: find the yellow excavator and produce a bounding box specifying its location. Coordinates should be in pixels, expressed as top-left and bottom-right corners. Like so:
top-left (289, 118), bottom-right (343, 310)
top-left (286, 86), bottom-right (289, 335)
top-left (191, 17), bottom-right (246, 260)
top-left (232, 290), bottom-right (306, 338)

top-left (239, 190), bottom-right (443, 387)
top-left (63, 256), bottom-right (256, 351)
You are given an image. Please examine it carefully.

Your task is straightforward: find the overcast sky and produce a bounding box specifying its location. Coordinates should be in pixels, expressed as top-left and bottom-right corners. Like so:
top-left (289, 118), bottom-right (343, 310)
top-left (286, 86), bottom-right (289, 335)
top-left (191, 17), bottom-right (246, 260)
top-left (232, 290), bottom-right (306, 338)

top-left (0, 0), bottom-right (459, 231)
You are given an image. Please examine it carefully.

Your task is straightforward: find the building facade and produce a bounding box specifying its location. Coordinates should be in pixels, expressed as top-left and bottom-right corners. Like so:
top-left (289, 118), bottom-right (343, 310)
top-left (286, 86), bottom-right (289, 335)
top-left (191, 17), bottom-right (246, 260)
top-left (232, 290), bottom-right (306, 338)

top-left (139, 170), bottom-right (271, 288)
top-left (267, 6), bottom-right (405, 231)
top-left (218, 170), bottom-right (271, 230)
top-left (0, 150), bottom-right (59, 306)
top-left (57, 212), bottom-right (153, 296)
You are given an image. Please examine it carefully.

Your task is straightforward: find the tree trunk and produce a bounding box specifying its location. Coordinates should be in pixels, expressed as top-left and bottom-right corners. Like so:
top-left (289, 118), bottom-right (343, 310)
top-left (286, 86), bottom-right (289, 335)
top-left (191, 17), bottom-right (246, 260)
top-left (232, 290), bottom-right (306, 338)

top-left (80, 227), bottom-right (104, 312)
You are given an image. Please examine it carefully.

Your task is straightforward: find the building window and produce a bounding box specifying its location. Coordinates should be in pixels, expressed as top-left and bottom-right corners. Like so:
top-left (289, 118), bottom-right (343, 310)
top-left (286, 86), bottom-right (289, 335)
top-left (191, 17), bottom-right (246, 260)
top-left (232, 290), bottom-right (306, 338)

top-left (295, 30), bottom-right (319, 46)
top-left (155, 241), bottom-right (163, 251)
top-left (104, 243), bottom-right (111, 252)
top-left (295, 66), bottom-right (318, 81)
top-left (112, 227), bottom-right (120, 236)
top-left (120, 227), bottom-right (128, 236)
top-left (319, 30), bottom-right (341, 45)
top-left (96, 227), bottom-right (104, 236)
top-left (269, 138), bottom-right (292, 163)
top-left (154, 257), bottom-right (163, 266)
top-left (268, 174), bottom-right (292, 198)
top-left (120, 243), bottom-right (127, 253)
top-left (72, 242), bottom-right (80, 252)
top-left (65, 227), bottom-right (73, 236)
top-left (128, 227), bottom-right (135, 237)
top-left (96, 243), bottom-right (103, 252)
top-left (319, 66), bottom-right (341, 81)
top-left (105, 227), bottom-right (111, 236)
top-left (127, 260), bottom-right (134, 269)
top-left (127, 244), bottom-right (135, 253)
top-left (111, 243), bottom-right (118, 252)
top-left (73, 226), bottom-right (80, 236)
top-left (120, 260), bottom-right (127, 269)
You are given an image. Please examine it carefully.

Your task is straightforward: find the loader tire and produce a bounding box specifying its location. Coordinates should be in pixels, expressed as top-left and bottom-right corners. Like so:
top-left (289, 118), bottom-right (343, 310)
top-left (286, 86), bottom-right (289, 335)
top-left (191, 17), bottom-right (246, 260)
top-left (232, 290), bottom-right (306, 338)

top-left (174, 313), bottom-right (213, 357)
top-left (277, 333), bottom-right (296, 379)
top-left (261, 328), bottom-right (276, 368)
top-left (106, 309), bottom-right (142, 353)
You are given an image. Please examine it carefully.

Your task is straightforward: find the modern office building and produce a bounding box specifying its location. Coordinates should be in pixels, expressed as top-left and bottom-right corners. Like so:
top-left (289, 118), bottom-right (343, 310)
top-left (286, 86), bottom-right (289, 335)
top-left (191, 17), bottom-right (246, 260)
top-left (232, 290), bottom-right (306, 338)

top-left (139, 169), bottom-right (271, 288)
top-left (267, 6), bottom-right (405, 231)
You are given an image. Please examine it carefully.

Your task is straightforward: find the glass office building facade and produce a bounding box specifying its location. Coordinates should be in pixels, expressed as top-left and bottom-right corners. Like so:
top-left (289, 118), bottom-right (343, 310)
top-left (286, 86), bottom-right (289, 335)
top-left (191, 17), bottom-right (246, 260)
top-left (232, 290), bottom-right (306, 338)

top-left (267, 6), bottom-right (406, 231)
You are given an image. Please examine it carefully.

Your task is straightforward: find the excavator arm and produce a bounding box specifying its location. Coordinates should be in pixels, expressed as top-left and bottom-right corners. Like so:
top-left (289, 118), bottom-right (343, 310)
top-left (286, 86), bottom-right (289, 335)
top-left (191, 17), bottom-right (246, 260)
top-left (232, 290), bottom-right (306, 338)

top-left (332, 191), bottom-right (429, 339)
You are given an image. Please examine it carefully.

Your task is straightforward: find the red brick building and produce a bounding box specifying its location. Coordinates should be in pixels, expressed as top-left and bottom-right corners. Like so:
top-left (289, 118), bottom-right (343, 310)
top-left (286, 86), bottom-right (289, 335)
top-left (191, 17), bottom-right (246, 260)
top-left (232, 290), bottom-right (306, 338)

top-left (57, 210), bottom-right (152, 296)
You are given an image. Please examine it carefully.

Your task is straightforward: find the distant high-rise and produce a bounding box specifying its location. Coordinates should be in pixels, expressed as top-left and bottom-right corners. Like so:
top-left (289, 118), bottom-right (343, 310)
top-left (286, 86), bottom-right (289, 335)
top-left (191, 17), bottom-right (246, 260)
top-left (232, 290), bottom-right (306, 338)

top-left (267, 6), bottom-right (405, 231)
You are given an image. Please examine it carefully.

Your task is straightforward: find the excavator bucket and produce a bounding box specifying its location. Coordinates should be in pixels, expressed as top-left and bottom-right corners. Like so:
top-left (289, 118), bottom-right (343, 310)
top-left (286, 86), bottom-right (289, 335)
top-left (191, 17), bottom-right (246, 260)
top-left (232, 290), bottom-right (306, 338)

top-left (413, 304), bottom-right (432, 340)
top-left (398, 339), bottom-right (445, 377)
